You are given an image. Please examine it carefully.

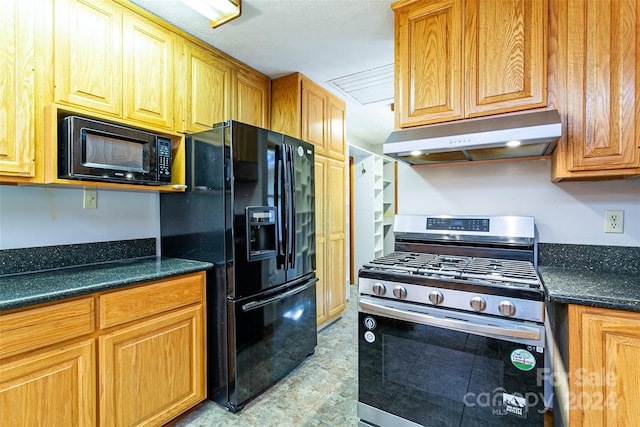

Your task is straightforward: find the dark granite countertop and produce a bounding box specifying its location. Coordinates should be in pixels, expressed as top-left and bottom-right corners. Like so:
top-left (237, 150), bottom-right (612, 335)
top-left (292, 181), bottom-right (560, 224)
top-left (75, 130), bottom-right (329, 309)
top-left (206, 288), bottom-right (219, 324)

top-left (540, 266), bottom-right (640, 312)
top-left (0, 257), bottom-right (213, 312)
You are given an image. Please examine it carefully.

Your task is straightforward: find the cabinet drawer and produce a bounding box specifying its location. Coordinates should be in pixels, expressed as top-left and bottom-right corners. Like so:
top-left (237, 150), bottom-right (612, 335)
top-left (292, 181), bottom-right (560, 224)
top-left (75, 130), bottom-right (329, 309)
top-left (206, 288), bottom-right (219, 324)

top-left (99, 272), bottom-right (205, 329)
top-left (0, 297), bottom-right (95, 359)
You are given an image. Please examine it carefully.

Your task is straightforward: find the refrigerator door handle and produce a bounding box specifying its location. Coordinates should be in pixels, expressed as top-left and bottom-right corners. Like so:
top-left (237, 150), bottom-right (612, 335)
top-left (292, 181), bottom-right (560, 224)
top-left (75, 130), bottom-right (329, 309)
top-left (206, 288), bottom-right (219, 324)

top-left (241, 277), bottom-right (318, 312)
top-left (276, 145), bottom-right (286, 266)
top-left (287, 144), bottom-right (296, 269)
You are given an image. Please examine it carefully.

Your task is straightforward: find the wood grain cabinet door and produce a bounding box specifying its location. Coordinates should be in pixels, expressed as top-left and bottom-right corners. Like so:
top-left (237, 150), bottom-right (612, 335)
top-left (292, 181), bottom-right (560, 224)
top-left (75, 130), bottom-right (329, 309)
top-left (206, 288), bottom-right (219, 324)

top-left (0, 340), bottom-right (96, 427)
top-left (565, 0), bottom-right (640, 173)
top-left (326, 158), bottom-right (346, 319)
top-left (233, 68), bottom-right (270, 128)
top-left (99, 305), bottom-right (205, 427)
top-left (464, 0), bottom-right (547, 117)
top-left (569, 305), bottom-right (640, 426)
top-left (54, 0), bottom-right (123, 117)
top-left (301, 79), bottom-right (328, 155)
top-left (123, 12), bottom-right (175, 130)
top-left (394, 0), bottom-right (464, 127)
top-left (0, 0), bottom-right (35, 178)
top-left (183, 41), bottom-right (231, 133)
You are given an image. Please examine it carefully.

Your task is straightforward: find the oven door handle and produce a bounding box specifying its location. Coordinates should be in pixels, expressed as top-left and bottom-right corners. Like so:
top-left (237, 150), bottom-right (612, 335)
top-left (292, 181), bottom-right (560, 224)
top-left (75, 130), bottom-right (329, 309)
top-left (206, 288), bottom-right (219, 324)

top-left (359, 299), bottom-right (541, 341)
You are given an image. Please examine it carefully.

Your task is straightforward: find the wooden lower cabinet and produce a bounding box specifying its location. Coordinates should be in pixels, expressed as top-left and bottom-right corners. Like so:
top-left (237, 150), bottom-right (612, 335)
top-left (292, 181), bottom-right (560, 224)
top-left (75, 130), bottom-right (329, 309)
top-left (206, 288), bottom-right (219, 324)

top-left (99, 305), bottom-right (205, 427)
top-left (568, 304), bottom-right (640, 425)
top-left (0, 339), bottom-right (96, 426)
top-left (0, 271), bottom-right (206, 427)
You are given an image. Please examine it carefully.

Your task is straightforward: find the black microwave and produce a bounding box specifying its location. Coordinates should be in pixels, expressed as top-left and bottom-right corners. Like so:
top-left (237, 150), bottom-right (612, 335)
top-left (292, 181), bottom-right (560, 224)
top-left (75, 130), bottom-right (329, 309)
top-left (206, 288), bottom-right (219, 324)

top-left (58, 116), bottom-right (172, 185)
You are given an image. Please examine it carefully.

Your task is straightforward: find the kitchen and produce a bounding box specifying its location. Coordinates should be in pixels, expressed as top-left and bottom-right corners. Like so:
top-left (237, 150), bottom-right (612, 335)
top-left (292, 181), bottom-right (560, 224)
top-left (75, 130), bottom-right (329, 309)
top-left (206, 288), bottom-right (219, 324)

top-left (1, 0), bottom-right (639, 426)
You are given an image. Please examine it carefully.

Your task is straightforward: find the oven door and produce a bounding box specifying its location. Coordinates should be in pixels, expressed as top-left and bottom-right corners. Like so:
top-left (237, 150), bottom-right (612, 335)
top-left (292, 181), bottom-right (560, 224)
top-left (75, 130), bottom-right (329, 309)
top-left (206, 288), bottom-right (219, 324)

top-left (358, 296), bottom-right (547, 427)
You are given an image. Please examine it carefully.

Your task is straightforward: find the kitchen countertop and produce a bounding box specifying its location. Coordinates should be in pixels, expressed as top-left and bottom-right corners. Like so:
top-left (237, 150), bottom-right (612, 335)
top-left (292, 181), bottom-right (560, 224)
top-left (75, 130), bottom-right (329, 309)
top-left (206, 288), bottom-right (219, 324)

top-left (0, 257), bottom-right (213, 312)
top-left (540, 266), bottom-right (640, 312)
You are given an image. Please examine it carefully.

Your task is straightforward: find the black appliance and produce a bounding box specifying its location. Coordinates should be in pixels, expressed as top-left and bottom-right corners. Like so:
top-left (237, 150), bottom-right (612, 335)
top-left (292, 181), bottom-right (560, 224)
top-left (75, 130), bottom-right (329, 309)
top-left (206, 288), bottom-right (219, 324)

top-left (358, 215), bottom-right (551, 427)
top-left (59, 115), bottom-right (172, 185)
top-left (160, 120), bottom-right (317, 413)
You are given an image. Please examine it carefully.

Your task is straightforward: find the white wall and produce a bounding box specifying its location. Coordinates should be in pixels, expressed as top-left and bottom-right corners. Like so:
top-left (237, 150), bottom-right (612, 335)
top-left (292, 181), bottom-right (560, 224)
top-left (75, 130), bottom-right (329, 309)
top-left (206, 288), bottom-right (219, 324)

top-left (397, 159), bottom-right (640, 246)
top-left (0, 186), bottom-right (159, 250)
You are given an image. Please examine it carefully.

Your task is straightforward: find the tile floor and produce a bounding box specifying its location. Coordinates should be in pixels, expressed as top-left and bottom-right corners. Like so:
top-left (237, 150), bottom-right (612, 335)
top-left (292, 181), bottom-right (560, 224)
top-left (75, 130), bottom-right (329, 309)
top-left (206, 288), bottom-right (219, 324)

top-left (172, 285), bottom-right (359, 427)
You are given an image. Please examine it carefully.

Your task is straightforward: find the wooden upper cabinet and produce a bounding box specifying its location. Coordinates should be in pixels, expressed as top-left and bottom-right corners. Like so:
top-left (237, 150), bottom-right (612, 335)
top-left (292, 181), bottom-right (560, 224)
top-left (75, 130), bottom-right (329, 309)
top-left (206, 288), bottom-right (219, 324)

top-left (551, 0), bottom-right (640, 180)
top-left (233, 67), bottom-right (270, 129)
top-left (272, 72), bottom-right (346, 161)
top-left (182, 40), bottom-right (231, 133)
top-left (464, 0), bottom-right (547, 116)
top-left (0, 0), bottom-right (35, 179)
top-left (326, 96), bottom-right (346, 161)
top-left (54, 0), bottom-right (123, 117)
top-left (393, 0), bottom-right (547, 128)
top-left (394, 0), bottom-right (464, 126)
top-left (123, 12), bottom-right (175, 130)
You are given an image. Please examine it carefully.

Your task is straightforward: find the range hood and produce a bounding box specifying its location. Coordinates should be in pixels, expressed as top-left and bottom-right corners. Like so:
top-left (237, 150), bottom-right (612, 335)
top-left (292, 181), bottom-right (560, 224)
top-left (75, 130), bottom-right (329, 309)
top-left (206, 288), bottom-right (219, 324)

top-left (383, 110), bottom-right (562, 166)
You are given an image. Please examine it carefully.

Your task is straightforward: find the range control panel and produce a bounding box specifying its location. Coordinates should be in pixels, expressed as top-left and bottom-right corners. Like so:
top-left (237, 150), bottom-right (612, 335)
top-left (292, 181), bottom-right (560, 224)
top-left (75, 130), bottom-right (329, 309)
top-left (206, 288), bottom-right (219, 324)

top-left (426, 217), bottom-right (490, 232)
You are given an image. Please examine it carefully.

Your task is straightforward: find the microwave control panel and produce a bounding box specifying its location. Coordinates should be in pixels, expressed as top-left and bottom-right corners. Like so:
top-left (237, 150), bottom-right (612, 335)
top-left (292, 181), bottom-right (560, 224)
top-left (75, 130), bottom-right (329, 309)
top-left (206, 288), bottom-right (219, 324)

top-left (157, 137), bottom-right (172, 182)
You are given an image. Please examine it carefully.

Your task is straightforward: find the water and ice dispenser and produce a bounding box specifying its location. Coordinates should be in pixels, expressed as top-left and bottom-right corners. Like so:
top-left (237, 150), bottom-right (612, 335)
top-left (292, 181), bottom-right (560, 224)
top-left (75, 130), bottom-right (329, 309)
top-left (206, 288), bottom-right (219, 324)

top-left (246, 206), bottom-right (277, 261)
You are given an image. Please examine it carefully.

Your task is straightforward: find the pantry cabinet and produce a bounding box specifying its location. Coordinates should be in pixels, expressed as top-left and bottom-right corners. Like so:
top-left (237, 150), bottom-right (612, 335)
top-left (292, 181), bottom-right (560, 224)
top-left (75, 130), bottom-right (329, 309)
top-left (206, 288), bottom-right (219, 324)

top-left (272, 72), bottom-right (347, 327)
top-left (550, 0), bottom-right (640, 180)
top-left (392, 0), bottom-right (547, 128)
top-left (314, 157), bottom-right (347, 326)
top-left (272, 72), bottom-right (346, 161)
top-left (568, 304), bottom-right (640, 425)
top-left (0, 0), bottom-right (36, 180)
top-left (0, 272), bottom-right (206, 427)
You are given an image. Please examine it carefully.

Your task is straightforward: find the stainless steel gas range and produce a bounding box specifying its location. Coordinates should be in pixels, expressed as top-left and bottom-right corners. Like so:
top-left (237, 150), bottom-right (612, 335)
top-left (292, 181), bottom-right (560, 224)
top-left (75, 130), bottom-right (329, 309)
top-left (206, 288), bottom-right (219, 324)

top-left (357, 215), bottom-right (551, 427)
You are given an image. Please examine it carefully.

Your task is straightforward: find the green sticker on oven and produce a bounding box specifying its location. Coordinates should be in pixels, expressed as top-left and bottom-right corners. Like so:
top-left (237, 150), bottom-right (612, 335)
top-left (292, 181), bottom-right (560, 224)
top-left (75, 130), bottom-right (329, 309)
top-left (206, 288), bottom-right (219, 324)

top-left (510, 349), bottom-right (536, 371)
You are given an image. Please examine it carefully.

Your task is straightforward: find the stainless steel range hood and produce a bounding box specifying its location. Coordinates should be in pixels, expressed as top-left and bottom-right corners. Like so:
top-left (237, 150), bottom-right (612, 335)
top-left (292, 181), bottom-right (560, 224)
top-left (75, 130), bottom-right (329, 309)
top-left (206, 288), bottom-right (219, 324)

top-left (383, 110), bottom-right (562, 166)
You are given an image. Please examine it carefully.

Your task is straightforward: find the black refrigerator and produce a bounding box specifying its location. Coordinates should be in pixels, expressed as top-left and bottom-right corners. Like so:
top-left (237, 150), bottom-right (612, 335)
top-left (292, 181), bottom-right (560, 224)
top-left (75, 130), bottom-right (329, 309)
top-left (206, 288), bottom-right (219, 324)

top-left (160, 120), bottom-right (317, 413)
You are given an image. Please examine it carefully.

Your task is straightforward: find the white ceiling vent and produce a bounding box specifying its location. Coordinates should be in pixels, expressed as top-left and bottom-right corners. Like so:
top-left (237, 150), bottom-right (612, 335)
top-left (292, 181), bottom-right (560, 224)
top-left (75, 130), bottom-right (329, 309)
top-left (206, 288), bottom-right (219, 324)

top-left (328, 64), bottom-right (394, 105)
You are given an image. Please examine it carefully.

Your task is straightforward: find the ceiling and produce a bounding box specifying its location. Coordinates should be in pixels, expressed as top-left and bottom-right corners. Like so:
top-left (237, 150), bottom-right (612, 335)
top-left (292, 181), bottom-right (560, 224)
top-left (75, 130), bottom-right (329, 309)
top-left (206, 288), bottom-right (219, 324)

top-left (130, 0), bottom-right (396, 147)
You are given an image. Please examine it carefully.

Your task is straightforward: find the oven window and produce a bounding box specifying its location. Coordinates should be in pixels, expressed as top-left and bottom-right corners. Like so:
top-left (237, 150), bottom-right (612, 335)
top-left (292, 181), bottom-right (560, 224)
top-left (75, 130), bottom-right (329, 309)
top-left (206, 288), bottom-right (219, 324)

top-left (83, 130), bottom-right (147, 172)
top-left (359, 314), bottom-right (545, 427)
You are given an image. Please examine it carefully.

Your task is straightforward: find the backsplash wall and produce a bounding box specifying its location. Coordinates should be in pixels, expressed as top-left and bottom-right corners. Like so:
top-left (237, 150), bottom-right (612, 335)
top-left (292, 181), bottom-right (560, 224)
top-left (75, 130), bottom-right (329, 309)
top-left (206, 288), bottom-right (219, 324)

top-left (1, 158), bottom-right (637, 251)
top-left (0, 186), bottom-right (159, 250)
top-left (397, 159), bottom-right (639, 246)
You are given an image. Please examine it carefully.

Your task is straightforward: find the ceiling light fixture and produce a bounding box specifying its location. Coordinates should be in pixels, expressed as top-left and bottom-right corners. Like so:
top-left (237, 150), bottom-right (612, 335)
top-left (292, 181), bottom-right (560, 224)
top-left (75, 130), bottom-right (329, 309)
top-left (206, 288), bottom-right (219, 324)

top-left (179, 0), bottom-right (241, 28)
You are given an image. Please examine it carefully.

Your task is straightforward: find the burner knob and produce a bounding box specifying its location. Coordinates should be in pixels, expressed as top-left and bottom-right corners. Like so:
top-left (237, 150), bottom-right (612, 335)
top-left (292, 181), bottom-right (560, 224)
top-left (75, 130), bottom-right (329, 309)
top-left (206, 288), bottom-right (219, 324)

top-left (429, 290), bottom-right (444, 305)
top-left (499, 301), bottom-right (516, 317)
top-left (470, 296), bottom-right (486, 312)
top-left (372, 282), bottom-right (386, 296)
top-left (393, 286), bottom-right (408, 299)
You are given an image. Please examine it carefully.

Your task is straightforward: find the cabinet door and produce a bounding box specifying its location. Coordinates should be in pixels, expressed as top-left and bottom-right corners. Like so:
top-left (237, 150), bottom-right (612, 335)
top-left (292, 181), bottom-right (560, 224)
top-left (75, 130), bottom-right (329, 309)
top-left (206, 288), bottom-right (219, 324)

top-left (465, 0), bottom-right (547, 117)
top-left (123, 13), bottom-right (175, 129)
top-left (99, 305), bottom-right (205, 427)
top-left (326, 96), bottom-right (346, 161)
top-left (565, 0), bottom-right (640, 173)
top-left (314, 157), bottom-right (327, 325)
top-left (0, 0), bottom-right (35, 178)
top-left (326, 158), bottom-right (346, 319)
top-left (184, 41), bottom-right (231, 133)
top-left (233, 68), bottom-right (270, 128)
top-left (569, 305), bottom-right (640, 426)
top-left (301, 79), bottom-right (327, 155)
top-left (394, 0), bottom-right (464, 127)
top-left (0, 340), bottom-right (96, 427)
top-left (54, 0), bottom-right (122, 116)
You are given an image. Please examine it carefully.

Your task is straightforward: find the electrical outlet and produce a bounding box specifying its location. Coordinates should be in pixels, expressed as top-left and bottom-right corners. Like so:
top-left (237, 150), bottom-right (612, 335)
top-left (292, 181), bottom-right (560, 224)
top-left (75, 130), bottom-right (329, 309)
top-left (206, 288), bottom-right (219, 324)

top-left (83, 189), bottom-right (97, 209)
top-left (604, 210), bottom-right (624, 233)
